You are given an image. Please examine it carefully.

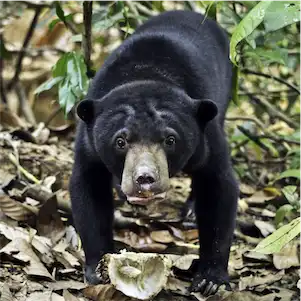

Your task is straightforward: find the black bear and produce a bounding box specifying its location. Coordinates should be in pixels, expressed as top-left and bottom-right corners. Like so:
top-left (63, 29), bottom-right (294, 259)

top-left (70, 10), bottom-right (238, 296)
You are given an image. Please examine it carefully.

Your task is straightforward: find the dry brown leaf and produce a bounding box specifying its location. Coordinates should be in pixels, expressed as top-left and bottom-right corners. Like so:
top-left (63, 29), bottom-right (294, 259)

top-left (24, 291), bottom-right (53, 301)
top-left (114, 230), bottom-right (167, 252)
top-left (0, 237), bottom-right (53, 280)
top-left (0, 222), bottom-right (54, 265)
top-left (184, 229), bottom-right (199, 242)
top-left (0, 283), bottom-right (13, 301)
top-left (83, 284), bottom-right (135, 301)
top-left (254, 220), bottom-right (275, 237)
top-left (297, 279), bottom-right (301, 289)
top-left (63, 290), bottom-right (80, 301)
top-left (51, 293), bottom-right (66, 301)
top-left (37, 197), bottom-right (66, 244)
top-left (246, 191), bottom-right (277, 205)
top-left (273, 241), bottom-right (300, 270)
top-left (171, 254), bottom-right (199, 270)
top-left (239, 270), bottom-right (284, 290)
top-left (240, 183), bottom-right (256, 195)
top-left (150, 230), bottom-right (174, 244)
top-left (52, 239), bottom-right (81, 268)
top-left (0, 194), bottom-right (37, 221)
top-left (243, 250), bottom-right (272, 263)
top-left (43, 280), bottom-right (87, 291)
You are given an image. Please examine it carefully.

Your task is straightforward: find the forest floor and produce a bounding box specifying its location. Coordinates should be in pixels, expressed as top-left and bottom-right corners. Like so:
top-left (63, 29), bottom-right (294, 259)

top-left (0, 121), bottom-right (299, 301)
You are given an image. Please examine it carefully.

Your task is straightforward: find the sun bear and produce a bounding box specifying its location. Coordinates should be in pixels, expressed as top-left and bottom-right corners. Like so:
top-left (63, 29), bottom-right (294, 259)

top-left (70, 10), bottom-right (238, 296)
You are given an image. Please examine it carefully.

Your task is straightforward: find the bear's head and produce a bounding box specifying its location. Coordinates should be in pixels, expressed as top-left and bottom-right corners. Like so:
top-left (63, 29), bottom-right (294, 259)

top-left (77, 81), bottom-right (217, 205)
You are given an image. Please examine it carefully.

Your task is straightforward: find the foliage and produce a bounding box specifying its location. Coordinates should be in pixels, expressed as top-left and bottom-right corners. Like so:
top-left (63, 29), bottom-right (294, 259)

top-left (253, 217), bottom-right (300, 254)
top-left (34, 52), bottom-right (89, 116)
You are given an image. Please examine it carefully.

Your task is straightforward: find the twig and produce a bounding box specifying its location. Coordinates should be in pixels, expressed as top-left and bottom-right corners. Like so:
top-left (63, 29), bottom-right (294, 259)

top-left (135, 2), bottom-right (157, 16)
top-left (233, 156), bottom-right (287, 165)
top-left (18, 1), bottom-right (52, 9)
top-left (7, 6), bottom-right (42, 90)
top-left (82, 1), bottom-right (93, 77)
top-left (15, 81), bottom-right (36, 125)
top-left (237, 126), bottom-right (272, 154)
top-left (0, 133), bottom-right (21, 178)
top-left (0, 57), bottom-right (7, 104)
top-left (8, 47), bottom-right (66, 56)
top-left (8, 153), bottom-right (41, 184)
top-left (258, 134), bottom-right (300, 146)
top-left (241, 87), bottom-right (298, 129)
top-left (226, 116), bottom-right (265, 130)
top-left (126, 1), bottom-right (142, 25)
top-left (241, 69), bottom-right (300, 95)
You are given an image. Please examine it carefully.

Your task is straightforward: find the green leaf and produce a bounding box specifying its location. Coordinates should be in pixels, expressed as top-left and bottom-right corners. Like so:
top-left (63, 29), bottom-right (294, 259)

top-left (230, 1), bottom-right (272, 64)
top-left (282, 186), bottom-right (298, 203)
top-left (93, 11), bottom-right (125, 31)
top-left (253, 217), bottom-right (300, 254)
top-left (58, 79), bottom-right (77, 116)
top-left (48, 18), bottom-right (60, 31)
top-left (34, 77), bottom-right (64, 94)
top-left (275, 204), bottom-right (294, 226)
top-left (52, 53), bottom-right (69, 77)
top-left (276, 169), bottom-right (300, 181)
top-left (264, 1), bottom-right (301, 32)
top-left (244, 47), bottom-right (288, 65)
top-left (55, 2), bottom-right (66, 22)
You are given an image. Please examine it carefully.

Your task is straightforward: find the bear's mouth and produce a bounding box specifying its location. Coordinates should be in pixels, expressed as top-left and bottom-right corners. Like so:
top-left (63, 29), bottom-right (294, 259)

top-left (126, 192), bottom-right (167, 206)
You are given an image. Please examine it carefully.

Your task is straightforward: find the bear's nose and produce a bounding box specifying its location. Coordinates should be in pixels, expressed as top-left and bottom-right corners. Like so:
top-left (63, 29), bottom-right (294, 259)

top-left (136, 173), bottom-right (155, 186)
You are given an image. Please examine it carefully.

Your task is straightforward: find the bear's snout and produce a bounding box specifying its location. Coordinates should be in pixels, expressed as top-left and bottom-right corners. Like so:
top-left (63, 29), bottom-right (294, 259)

top-left (121, 143), bottom-right (170, 205)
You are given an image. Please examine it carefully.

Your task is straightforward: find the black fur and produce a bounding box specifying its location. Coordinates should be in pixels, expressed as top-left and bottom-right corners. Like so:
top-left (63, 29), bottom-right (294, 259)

top-left (70, 10), bottom-right (238, 295)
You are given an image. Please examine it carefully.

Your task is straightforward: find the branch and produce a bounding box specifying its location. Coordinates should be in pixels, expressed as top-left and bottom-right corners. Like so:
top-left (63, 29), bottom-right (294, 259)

top-left (134, 2), bottom-right (157, 16)
top-left (15, 81), bottom-right (36, 125)
top-left (258, 134), bottom-right (300, 146)
top-left (126, 1), bottom-right (142, 25)
top-left (241, 68), bottom-right (300, 95)
top-left (0, 58), bottom-right (6, 104)
top-left (7, 6), bottom-right (42, 90)
top-left (237, 125), bottom-right (271, 154)
top-left (18, 1), bottom-right (52, 9)
top-left (241, 87), bottom-right (298, 129)
top-left (82, 1), bottom-right (93, 77)
top-left (226, 116), bottom-right (265, 130)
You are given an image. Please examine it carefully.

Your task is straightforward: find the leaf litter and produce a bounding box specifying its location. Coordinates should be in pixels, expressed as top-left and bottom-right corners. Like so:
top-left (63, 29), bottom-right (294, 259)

top-left (0, 127), bottom-right (299, 301)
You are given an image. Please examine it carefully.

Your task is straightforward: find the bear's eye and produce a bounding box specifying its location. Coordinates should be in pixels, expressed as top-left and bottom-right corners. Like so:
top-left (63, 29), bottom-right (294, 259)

top-left (116, 137), bottom-right (127, 149)
top-left (165, 135), bottom-right (176, 146)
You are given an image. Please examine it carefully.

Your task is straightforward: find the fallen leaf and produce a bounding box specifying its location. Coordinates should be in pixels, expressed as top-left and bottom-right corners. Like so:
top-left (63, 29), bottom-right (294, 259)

top-left (240, 184), bottom-right (256, 195)
top-left (239, 270), bottom-right (284, 290)
top-left (43, 280), bottom-right (86, 291)
top-left (273, 241), bottom-right (300, 270)
top-left (0, 238), bottom-right (53, 280)
top-left (246, 191), bottom-right (277, 205)
top-left (37, 196), bottom-right (66, 244)
top-left (0, 194), bottom-right (37, 221)
top-left (23, 291), bottom-right (53, 301)
top-left (83, 284), bottom-right (135, 301)
top-left (51, 292), bottom-right (65, 301)
top-left (0, 283), bottom-right (13, 301)
top-left (0, 222), bottom-right (54, 265)
top-left (150, 230), bottom-right (174, 244)
top-left (254, 220), bottom-right (276, 237)
top-left (63, 290), bottom-right (81, 301)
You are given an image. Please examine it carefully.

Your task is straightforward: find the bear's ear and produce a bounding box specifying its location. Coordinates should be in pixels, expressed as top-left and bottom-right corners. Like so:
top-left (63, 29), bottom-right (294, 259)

top-left (195, 99), bottom-right (218, 126)
top-left (76, 99), bottom-right (102, 123)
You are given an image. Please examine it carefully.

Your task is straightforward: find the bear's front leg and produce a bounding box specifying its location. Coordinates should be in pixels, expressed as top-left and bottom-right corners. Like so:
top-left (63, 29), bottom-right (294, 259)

top-left (70, 158), bottom-right (114, 284)
top-left (190, 163), bottom-right (238, 296)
